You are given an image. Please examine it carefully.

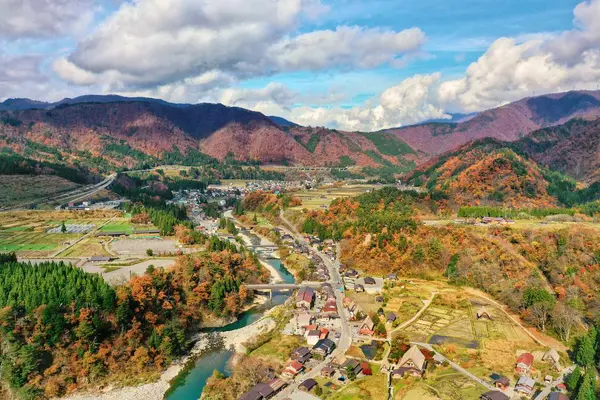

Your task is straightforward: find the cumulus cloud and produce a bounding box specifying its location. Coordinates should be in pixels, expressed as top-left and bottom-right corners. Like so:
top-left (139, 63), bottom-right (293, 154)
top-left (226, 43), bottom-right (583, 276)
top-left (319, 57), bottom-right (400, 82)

top-left (269, 26), bottom-right (426, 72)
top-left (438, 0), bottom-right (600, 112)
top-left (220, 74), bottom-right (448, 131)
top-left (53, 0), bottom-right (425, 90)
top-left (0, 0), bottom-right (95, 39)
top-left (0, 53), bottom-right (84, 101)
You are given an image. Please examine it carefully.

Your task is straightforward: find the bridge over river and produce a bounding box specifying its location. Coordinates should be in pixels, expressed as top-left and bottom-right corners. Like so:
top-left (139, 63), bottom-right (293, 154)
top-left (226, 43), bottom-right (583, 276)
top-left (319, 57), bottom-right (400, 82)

top-left (246, 282), bottom-right (324, 298)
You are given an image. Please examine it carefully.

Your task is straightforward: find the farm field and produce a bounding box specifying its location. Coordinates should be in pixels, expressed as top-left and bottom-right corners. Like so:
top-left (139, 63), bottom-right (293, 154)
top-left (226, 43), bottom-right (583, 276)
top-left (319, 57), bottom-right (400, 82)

top-left (0, 175), bottom-right (80, 207)
top-left (290, 184), bottom-right (386, 210)
top-left (326, 364), bottom-right (387, 400)
top-left (0, 210), bottom-right (120, 257)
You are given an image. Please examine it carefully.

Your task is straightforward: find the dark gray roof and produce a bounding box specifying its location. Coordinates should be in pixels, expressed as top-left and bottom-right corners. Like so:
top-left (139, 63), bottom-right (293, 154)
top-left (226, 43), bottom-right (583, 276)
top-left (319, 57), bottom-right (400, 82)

top-left (299, 378), bottom-right (317, 391)
top-left (480, 391), bottom-right (510, 400)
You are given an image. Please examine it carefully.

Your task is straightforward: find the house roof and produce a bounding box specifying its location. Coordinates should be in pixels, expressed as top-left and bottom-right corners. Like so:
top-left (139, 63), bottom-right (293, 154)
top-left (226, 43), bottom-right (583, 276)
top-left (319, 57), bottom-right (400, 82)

top-left (239, 383), bottom-right (274, 400)
top-left (481, 391), bottom-right (510, 400)
top-left (268, 378), bottom-right (286, 391)
top-left (342, 359), bottom-right (360, 369)
top-left (516, 376), bottom-right (536, 387)
top-left (477, 306), bottom-right (492, 318)
top-left (307, 330), bottom-right (320, 337)
top-left (516, 353), bottom-right (534, 367)
top-left (399, 345), bottom-right (426, 371)
top-left (387, 312), bottom-right (397, 321)
top-left (293, 347), bottom-right (311, 357)
top-left (495, 376), bottom-right (510, 385)
top-left (288, 361), bottom-right (303, 371)
top-left (364, 276), bottom-right (376, 284)
top-left (299, 378), bottom-right (317, 391)
top-left (543, 348), bottom-right (560, 363)
top-left (313, 338), bottom-right (335, 352)
top-left (361, 316), bottom-right (375, 330)
top-left (548, 393), bottom-right (569, 400)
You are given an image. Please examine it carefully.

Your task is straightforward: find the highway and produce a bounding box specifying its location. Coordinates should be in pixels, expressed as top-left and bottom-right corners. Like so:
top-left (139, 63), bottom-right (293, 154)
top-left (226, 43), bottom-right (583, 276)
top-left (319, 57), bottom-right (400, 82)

top-left (0, 173), bottom-right (117, 211)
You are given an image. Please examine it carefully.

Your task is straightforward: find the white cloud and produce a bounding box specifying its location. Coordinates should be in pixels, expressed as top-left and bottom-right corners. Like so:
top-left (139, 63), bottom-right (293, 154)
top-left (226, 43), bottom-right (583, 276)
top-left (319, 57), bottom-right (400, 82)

top-left (0, 0), bottom-right (95, 39)
top-left (0, 53), bottom-right (85, 101)
top-left (220, 74), bottom-right (448, 131)
top-left (53, 0), bottom-right (426, 90)
top-left (269, 26), bottom-right (425, 72)
top-left (438, 0), bottom-right (600, 112)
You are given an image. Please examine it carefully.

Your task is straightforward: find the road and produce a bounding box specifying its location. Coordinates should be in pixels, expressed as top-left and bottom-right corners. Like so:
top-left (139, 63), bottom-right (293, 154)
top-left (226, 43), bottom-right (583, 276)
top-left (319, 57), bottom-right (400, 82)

top-left (54, 174), bottom-right (117, 209)
top-left (273, 211), bottom-right (352, 399)
top-left (413, 342), bottom-right (496, 392)
top-left (0, 173), bottom-right (117, 211)
top-left (533, 365), bottom-right (574, 400)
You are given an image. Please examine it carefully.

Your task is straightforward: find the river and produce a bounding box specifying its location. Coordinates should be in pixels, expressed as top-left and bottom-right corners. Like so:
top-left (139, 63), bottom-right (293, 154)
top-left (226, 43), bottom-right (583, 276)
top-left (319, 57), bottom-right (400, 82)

top-left (164, 257), bottom-right (294, 400)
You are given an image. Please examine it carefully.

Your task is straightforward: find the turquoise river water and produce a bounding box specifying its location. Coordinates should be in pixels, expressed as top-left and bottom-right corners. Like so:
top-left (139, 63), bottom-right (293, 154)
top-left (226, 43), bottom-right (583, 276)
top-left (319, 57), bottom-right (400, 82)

top-left (164, 258), bottom-right (294, 400)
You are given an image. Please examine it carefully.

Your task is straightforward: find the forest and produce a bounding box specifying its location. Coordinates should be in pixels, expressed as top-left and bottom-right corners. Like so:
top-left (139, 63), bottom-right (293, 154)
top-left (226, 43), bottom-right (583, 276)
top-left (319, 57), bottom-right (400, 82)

top-left (0, 246), bottom-right (268, 399)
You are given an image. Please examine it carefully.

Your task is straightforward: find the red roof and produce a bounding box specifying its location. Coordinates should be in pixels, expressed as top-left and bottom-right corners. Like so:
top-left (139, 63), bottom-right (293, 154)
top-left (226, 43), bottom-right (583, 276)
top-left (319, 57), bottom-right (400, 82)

top-left (516, 353), bottom-right (534, 366)
top-left (287, 361), bottom-right (303, 371)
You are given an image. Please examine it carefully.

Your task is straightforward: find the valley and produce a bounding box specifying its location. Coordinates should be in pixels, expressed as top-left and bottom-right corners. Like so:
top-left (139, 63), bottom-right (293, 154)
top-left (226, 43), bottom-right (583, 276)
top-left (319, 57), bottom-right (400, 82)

top-left (1, 90), bottom-right (600, 400)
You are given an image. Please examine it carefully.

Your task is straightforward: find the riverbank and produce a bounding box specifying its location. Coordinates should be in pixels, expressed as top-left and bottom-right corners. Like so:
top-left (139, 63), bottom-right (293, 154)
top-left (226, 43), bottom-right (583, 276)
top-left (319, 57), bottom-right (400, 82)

top-left (61, 311), bottom-right (279, 400)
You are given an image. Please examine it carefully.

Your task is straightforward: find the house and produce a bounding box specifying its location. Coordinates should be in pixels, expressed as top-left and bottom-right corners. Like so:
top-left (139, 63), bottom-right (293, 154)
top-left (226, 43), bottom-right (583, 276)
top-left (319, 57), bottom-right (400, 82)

top-left (296, 312), bottom-right (313, 329)
top-left (516, 353), bottom-right (534, 375)
top-left (387, 313), bottom-right (397, 323)
top-left (238, 382), bottom-right (275, 400)
top-left (341, 359), bottom-right (362, 377)
top-left (494, 375), bottom-right (510, 390)
top-left (476, 306), bottom-right (493, 320)
top-left (480, 391), bottom-right (510, 400)
top-left (544, 375), bottom-right (553, 384)
top-left (323, 300), bottom-right (338, 313)
top-left (359, 316), bottom-right (375, 335)
top-left (396, 345), bottom-right (427, 376)
top-left (291, 347), bottom-right (312, 363)
top-left (344, 269), bottom-right (359, 278)
top-left (282, 361), bottom-right (304, 378)
top-left (89, 256), bottom-right (112, 262)
top-left (313, 338), bottom-right (336, 357)
top-left (306, 330), bottom-right (321, 346)
top-left (267, 378), bottom-right (287, 393)
top-left (515, 376), bottom-right (536, 396)
top-left (364, 276), bottom-right (376, 285)
top-left (542, 348), bottom-right (561, 370)
top-left (548, 393), bottom-right (569, 400)
top-left (295, 287), bottom-right (315, 309)
top-left (432, 353), bottom-right (445, 366)
top-left (376, 296), bottom-right (384, 303)
top-left (343, 297), bottom-right (356, 311)
top-left (299, 378), bottom-right (318, 392)
top-left (387, 273), bottom-right (398, 280)
top-left (319, 328), bottom-right (329, 340)
top-left (354, 284), bottom-right (365, 293)
top-left (321, 366), bottom-right (335, 377)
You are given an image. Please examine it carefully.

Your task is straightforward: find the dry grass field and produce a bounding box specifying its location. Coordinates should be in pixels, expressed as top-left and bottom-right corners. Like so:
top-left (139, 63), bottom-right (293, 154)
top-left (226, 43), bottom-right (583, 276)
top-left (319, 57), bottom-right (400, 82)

top-left (290, 184), bottom-right (385, 210)
top-left (0, 175), bottom-right (81, 207)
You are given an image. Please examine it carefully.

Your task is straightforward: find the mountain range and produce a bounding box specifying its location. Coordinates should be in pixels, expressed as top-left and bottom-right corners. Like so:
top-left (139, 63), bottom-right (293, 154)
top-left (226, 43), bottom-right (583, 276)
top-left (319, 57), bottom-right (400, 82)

top-left (1, 90), bottom-right (600, 184)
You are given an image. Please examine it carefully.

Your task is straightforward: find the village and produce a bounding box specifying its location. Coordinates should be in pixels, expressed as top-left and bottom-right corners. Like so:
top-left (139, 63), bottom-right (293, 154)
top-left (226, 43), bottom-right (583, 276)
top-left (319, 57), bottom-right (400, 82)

top-left (236, 223), bottom-right (574, 400)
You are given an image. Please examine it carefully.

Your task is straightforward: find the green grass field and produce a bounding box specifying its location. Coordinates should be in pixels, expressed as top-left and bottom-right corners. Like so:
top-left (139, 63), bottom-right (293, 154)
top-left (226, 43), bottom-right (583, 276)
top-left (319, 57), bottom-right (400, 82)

top-left (100, 222), bottom-right (134, 233)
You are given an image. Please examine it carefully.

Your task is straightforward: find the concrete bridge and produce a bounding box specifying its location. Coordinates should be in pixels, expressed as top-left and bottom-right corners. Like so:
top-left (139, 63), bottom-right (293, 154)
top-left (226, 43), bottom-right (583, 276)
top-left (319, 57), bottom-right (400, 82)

top-left (246, 282), bottom-right (323, 299)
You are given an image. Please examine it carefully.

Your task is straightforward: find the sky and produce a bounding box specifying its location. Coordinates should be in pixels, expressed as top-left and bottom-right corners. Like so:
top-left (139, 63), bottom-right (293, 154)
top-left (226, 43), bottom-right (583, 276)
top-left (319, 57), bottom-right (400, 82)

top-left (1, 0), bottom-right (600, 131)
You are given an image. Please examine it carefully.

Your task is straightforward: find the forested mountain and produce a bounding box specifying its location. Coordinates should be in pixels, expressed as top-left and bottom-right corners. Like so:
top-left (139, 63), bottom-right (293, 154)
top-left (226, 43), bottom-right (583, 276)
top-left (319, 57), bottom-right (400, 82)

top-left (515, 118), bottom-right (600, 183)
top-left (0, 96), bottom-right (417, 170)
top-left (0, 246), bottom-right (267, 398)
top-left (405, 137), bottom-right (600, 209)
top-left (385, 90), bottom-right (600, 156)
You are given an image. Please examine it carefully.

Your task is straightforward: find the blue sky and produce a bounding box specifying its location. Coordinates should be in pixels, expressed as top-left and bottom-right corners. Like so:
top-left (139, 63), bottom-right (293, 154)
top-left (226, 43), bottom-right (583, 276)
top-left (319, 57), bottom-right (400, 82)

top-left (1, 0), bottom-right (599, 130)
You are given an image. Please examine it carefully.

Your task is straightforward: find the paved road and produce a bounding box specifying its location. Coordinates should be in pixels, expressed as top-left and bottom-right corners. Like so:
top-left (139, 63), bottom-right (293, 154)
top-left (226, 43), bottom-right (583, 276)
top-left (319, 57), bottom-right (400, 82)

top-left (533, 365), bottom-right (574, 400)
top-left (54, 174), bottom-right (117, 209)
top-left (273, 211), bottom-right (352, 399)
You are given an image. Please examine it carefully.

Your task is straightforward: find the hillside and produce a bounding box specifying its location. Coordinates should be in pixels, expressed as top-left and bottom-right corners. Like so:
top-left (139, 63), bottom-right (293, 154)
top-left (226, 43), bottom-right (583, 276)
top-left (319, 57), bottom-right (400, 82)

top-left (0, 97), bottom-right (417, 171)
top-left (386, 90), bottom-right (600, 156)
top-left (515, 118), bottom-right (600, 183)
top-left (405, 139), bottom-right (561, 208)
